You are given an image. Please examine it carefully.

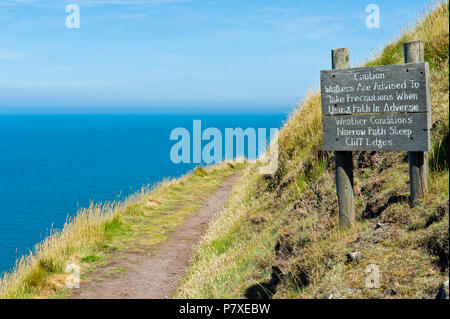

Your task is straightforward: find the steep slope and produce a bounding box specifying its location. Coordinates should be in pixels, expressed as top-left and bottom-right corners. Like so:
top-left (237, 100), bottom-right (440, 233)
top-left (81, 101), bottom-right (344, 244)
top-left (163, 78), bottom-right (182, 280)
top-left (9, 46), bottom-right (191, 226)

top-left (177, 2), bottom-right (449, 299)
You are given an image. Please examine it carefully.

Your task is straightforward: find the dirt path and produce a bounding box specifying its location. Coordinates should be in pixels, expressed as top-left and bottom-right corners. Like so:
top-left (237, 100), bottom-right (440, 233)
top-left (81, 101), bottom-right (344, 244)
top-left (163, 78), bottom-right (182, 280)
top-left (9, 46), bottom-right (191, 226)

top-left (71, 172), bottom-right (240, 299)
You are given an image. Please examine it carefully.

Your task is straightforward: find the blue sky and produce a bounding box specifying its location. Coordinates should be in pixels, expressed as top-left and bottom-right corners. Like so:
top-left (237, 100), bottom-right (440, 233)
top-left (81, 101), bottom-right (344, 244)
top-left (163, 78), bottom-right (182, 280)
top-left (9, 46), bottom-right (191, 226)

top-left (0, 0), bottom-right (428, 112)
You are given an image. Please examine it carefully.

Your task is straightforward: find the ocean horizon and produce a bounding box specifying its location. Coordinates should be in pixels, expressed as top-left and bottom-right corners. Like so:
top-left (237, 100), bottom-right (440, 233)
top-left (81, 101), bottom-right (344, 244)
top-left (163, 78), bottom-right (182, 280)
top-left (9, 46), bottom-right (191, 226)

top-left (0, 111), bottom-right (287, 273)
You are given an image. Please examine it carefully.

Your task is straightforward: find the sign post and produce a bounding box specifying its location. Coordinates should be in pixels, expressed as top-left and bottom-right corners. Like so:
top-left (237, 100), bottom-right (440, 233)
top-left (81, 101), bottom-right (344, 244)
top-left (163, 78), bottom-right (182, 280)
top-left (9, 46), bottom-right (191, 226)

top-left (331, 48), bottom-right (355, 228)
top-left (321, 41), bottom-right (431, 226)
top-left (405, 40), bottom-right (428, 207)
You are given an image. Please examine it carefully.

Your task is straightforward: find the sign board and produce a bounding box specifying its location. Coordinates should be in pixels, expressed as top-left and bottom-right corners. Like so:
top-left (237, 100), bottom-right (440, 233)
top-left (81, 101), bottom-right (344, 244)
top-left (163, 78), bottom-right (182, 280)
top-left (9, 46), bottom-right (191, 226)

top-left (320, 62), bottom-right (431, 151)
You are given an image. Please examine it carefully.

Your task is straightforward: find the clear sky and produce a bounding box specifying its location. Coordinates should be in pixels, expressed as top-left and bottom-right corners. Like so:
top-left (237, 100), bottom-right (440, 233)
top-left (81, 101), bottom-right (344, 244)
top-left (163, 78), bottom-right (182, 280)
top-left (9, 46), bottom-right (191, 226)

top-left (0, 0), bottom-right (429, 112)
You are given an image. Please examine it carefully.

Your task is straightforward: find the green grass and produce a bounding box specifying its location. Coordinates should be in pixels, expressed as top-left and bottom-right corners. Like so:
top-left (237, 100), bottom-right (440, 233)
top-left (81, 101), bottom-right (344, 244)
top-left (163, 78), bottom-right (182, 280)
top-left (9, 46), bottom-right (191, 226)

top-left (81, 256), bottom-right (102, 264)
top-left (111, 266), bottom-right (126, 273)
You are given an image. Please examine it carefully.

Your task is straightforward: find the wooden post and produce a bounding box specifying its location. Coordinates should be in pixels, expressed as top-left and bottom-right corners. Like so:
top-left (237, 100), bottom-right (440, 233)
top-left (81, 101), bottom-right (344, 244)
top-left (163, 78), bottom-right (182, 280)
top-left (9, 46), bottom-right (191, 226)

top-left (405, 40), bottom-right (428, 207)
top-left (332, 48), bottom-right (354, 228)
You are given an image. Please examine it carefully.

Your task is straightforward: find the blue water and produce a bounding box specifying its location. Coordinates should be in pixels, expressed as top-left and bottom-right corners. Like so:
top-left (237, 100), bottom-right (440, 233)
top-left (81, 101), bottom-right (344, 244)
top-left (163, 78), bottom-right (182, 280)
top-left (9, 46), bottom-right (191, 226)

top-left (0, 113), bottom-right (286, 273)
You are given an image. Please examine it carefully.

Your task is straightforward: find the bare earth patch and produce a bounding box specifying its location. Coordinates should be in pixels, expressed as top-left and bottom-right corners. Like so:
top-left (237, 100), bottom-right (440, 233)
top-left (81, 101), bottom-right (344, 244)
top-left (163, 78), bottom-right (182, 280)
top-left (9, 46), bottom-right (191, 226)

top-left (71, 172), bottom-right (240, 299)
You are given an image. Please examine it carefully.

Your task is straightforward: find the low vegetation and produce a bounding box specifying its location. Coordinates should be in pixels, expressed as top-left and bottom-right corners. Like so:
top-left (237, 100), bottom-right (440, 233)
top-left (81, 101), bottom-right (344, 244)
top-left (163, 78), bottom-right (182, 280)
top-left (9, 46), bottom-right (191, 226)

top-left (0, 162), bottom-right (242, 298)
top-left (176, 1), bottom-right (449, 299)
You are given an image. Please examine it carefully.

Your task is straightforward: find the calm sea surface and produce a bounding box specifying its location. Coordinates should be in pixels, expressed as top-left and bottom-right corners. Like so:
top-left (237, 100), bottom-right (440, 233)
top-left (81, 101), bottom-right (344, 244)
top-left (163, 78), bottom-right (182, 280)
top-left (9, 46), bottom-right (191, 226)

top-left (0, 113), bottom-right (286, 273)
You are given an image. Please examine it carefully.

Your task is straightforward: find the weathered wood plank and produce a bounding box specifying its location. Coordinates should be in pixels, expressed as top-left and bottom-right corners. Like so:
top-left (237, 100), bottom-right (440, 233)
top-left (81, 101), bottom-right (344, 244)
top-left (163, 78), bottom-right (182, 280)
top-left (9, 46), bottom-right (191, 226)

top-left (330, 47), bottom-right (355, 229)
top-left (321, 61), bottom-right (431, 152)
top-left (405, 40), bottom-right (428, 206)
top-left (321, 62), bottom-right (431, 116)
top-left (322, 113), bottom-right (430, 151)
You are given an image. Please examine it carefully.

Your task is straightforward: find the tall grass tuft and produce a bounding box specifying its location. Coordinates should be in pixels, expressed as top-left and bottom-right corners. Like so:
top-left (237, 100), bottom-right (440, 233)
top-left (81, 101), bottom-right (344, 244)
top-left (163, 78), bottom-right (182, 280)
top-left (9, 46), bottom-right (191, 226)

top-left (0, 188), bottom-right (150, 298)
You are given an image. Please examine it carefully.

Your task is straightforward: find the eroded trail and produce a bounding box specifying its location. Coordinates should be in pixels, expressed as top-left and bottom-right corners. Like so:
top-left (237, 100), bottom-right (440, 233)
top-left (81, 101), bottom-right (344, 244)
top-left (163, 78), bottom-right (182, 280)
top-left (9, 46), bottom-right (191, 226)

top-left (71, 172), bottom-right (240, 299)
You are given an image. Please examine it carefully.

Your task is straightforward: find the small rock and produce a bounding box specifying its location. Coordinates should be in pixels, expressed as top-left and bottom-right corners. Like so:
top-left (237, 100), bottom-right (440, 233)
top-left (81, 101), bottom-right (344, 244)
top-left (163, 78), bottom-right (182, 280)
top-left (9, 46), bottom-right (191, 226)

top-left (436, 280), bottom-right (449, 299)
top-left (325, 288), bottom-right (353, 299)
top-left (326, 258), bottom-right (333, 269)
top-left (375, 222), bottom-right (384, 229)
top-left (346, 251), bottom-right (362, 263)
top-left (343, 288), bottom-right (354, 295)
top-left (326, 291), bottom-right (343, 299)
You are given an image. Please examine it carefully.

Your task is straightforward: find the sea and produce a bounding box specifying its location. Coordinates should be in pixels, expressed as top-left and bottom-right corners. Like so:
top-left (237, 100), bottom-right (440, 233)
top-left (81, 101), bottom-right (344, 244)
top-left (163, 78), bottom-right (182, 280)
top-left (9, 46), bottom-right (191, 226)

top-left (0, 112), bottom-right (287, 273)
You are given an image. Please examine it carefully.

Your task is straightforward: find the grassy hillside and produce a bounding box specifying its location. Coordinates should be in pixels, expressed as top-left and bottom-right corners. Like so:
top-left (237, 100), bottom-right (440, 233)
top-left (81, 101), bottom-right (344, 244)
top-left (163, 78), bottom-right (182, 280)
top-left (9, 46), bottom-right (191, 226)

top-left (176, 2), bottom-right (449, 299)
top-left (0, 163), bottom-right (241, 298)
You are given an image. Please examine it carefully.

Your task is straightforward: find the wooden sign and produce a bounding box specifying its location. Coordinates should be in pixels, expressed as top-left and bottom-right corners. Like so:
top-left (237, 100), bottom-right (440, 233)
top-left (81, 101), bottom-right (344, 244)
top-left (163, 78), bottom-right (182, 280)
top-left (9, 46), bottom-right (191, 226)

top-left (321, 62), bottom-right (431, 152)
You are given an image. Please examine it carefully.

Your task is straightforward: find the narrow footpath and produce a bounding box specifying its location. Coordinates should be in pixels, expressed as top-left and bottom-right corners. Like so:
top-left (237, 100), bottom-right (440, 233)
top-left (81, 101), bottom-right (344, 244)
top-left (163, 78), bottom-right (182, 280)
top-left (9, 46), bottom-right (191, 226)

top-left (71, 172), bottom-right (240, 299)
